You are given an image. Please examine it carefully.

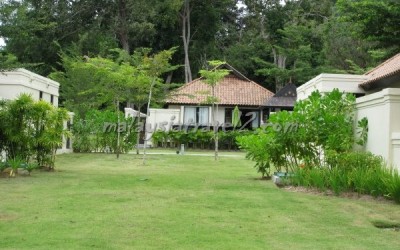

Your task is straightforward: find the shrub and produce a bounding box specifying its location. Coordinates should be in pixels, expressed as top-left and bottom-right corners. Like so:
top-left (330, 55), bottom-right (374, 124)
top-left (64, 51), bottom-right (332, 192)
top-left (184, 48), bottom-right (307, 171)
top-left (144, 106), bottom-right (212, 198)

top-left (292, 151), bottom-right (400, 202)
top-left (328, 167), bottom-right (348, 195)
top-left (0, 162), bottom-right (7, 172)
top-left (237, 130), bottom-right (273, 177)
top-left (0, 94), bottom-right (69, 169)
top-left (326, 151), bottom-right (387, 196)
top-left (72, 109), bottom-right (136, 153)
top-left (8, 157), bottom-right (23, 177)
top-left (382, 168), bottom-right (400, 204)
top-left (238, 90), bottom-right (369, 176)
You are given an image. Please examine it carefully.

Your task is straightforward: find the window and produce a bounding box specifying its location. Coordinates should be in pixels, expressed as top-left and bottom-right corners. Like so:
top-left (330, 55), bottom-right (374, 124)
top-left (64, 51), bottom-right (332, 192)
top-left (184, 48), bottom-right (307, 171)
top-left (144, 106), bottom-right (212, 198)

top-left (184, 107), bottom-right (209, 125)
top-left (50, 94), bottom-right (54, 104)
top-left (39, 91), bottom-right (43, 100)
top-left (225, 108), bottom-right (233, 123)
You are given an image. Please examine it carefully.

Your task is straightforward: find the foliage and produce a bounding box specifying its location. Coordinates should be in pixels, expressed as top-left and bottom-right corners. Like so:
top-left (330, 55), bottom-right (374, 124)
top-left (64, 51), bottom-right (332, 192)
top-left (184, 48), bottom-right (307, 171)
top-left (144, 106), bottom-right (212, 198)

top-left (237, 88), bottom-right (400, 203)
top-left (337, 0), bottom-right (400, 51)
top-left (50, 52), bottom-right (151, 117)
top-left (72, 109), bottom-right (136, 154)
top-left (238, 89), bottom-right (366, 175)
top-left (140, 47), bottom-right (178, 163)
top-left (199, 60), bottom-right (230, 160)
top-left (293, 152), bottom-right (400, 203)
top-left (151, 129), bottom-right (251, 151)
top-left (199, 60), bottom-right (230, 87)
top-left (382, 168), bottom-right (400, 203)
top-left (25, 162), bottom-right (39, 174)
top-left (236, 130), bottom-right (272, 178)
top-left (0, 94), bottom-right (69, 169)
top-left (0, 51), bottom-right (19, 70)
top-left (0, 0), bottom-right (398, 84)
top-left (8, 157), bottom-right (23, 177)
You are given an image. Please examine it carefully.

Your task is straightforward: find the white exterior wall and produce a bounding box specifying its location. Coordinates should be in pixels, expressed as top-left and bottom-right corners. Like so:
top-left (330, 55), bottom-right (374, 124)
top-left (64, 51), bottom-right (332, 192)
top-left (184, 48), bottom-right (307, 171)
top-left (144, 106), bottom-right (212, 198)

top-left (146, 108), bottom-right (180, 146)
top-left (168, 105), bottom-right (260, 126)
top-left (356, 88), bottom-right (400, 170)
top-left (215, 107), bottom-right (226, 124)
top-left (57, 112), bottom-right (74, 154)
top-left (0, 69), bottom-right (60, 106)
top-left (297, 74), bottom-right (368, 101)
top-left (148, 108), bottom-right (181, 131)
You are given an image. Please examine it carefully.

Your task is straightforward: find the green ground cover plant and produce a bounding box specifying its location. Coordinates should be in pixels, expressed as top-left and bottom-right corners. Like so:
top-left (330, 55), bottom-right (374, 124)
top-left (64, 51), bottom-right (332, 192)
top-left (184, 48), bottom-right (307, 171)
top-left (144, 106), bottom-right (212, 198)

top-left (1, 153), bottom-right (400, 249)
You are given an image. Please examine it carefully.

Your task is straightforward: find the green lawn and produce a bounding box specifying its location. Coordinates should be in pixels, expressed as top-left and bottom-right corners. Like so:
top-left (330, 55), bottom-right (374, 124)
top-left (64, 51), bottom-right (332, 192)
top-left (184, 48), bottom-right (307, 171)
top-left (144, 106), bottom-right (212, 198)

top-left (1, 153), bottom-right (400, 249)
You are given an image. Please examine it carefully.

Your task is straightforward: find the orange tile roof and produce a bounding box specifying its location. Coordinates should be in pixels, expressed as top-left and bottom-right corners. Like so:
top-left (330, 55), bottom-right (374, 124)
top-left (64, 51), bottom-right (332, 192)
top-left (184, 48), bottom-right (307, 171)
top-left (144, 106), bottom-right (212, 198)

top-left (166, 73), bottom-right (274, 106)
top-left (362, 53), bottom-right (400, 86)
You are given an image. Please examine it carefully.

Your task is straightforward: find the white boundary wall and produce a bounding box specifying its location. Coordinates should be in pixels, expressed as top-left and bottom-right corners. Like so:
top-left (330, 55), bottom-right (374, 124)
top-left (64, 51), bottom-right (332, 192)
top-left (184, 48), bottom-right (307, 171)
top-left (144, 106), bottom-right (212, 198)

top-left (356, 88), bottom-right (400, 170)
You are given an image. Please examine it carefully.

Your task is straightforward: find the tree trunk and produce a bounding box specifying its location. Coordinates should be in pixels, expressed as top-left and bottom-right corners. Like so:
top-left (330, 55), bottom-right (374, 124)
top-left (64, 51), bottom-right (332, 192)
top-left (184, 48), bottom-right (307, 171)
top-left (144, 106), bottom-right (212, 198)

top-left (165, 72), bottom-right (173, 84)
top-left (143, 78), bottom-right (156, 165)
top-left (215, 103), bottom-right (219, 161)
top-left (212, 86), bottom-right (218, 161)
top-left (136, 104), bottom-right (141, 155)
top-left (117, 0), bottom-right (130, 53)
top-left (181, 0), bottom-right (192, 83)
top-left (120, 32), bottom-right (130, 53)
top-left (117, 99), bottom-right (120, 159)
top-left (272, 47), bottom-right (287, 91)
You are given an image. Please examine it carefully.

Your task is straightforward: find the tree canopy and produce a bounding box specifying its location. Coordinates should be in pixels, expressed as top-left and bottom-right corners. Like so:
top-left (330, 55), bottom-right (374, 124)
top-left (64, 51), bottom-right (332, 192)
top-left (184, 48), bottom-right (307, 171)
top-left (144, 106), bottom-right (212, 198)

top-left (0, 0), bottom-right (398, 94)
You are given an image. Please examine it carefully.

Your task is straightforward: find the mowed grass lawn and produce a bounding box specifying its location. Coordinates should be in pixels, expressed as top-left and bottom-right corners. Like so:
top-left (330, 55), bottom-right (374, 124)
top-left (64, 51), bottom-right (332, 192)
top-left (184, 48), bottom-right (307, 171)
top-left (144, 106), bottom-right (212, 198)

top-left (1, 153), bottom-right (400, 249)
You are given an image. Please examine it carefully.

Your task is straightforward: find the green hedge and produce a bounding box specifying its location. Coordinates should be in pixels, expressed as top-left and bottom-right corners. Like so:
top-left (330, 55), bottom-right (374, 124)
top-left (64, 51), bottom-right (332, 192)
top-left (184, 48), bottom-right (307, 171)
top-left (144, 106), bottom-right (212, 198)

top-left (151, 129), bottom-right (252, 150)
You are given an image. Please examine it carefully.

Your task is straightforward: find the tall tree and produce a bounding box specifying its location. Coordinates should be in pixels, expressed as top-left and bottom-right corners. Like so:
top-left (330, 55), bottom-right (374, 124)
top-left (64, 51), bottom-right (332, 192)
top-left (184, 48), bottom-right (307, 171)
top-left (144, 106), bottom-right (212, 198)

top-left (199, 60), bottom-right (230, 161)
top-left (181, 0), bottom-right (193, 83)
top-left (337, 0), bottom-right (400, 53)
top-left (141, 48), bottom-right (177, 165)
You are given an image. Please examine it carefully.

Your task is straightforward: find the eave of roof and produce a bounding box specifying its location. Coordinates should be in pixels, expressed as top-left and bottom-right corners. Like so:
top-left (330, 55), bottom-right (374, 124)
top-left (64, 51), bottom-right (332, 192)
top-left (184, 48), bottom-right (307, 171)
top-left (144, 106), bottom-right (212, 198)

top-left (360, 53), bottom-right (400, 90)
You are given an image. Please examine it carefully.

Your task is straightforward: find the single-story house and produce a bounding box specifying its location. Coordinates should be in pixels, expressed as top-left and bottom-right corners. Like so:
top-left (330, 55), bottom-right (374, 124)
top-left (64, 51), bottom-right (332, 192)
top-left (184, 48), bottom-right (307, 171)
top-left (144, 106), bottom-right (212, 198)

top-left (146, 64), bottom-right (275, 135)
top-left (0, 68), bottom-right (73, 154)
top-left (297, 53), bottom-right (400, 170)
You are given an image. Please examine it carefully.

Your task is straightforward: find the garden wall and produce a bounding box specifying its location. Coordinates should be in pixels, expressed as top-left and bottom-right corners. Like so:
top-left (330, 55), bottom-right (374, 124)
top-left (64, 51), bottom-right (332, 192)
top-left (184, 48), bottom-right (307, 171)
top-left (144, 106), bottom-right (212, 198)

top-left (356, 88), bottom-right (400, 170)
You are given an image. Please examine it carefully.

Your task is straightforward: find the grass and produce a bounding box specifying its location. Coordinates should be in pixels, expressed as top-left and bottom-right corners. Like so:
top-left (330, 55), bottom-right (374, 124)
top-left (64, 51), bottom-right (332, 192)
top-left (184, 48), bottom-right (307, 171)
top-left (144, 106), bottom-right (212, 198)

top-left (1, 153), bottom-right (400, 249)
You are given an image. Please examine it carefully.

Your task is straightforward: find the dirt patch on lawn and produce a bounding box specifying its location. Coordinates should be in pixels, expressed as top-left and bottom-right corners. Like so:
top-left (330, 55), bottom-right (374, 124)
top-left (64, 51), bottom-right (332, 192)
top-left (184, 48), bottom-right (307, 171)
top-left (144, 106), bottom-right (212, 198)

top-left (283, 185), bottom-right (394, 204)
top-left (0, 214), bottom-right (18, 221)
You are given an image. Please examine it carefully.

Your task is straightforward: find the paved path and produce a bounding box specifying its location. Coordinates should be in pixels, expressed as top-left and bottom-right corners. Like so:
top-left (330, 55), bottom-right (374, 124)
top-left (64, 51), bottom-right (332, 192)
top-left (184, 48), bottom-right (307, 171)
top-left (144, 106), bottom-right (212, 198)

top-left (128, 151), bottom-right (245, 158)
